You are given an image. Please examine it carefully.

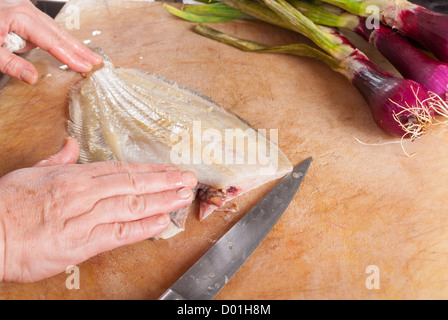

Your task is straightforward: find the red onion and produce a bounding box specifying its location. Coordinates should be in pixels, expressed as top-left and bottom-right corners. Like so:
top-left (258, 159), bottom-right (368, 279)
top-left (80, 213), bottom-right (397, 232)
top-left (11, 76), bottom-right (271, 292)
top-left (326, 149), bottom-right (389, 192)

top-left (354, 18), bottom-right (448, 100)
top-left (348, 57), bottom-right (434, 138)
top-left (381, 0), bottom-right (448, 62)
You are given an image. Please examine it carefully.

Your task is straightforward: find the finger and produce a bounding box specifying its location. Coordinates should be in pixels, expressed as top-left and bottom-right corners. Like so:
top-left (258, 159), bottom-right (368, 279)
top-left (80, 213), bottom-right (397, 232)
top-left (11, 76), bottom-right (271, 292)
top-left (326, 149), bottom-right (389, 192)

top-left (0, 47), bottom-right (37, 83)
top-left (87, 187), bottom-right (194, 225)
top-left (33, 9), bottom-right (102, 65)
top-left (84, 214), bottom-right (171, 256)
top-left (91, 170), bottom-right (198, 198)
top-left (14, 14), bottom-right (100, 72)
top-left (34, 137), bottom-right (80, 167)
top-left (84, 161), bottom-right (180, 177)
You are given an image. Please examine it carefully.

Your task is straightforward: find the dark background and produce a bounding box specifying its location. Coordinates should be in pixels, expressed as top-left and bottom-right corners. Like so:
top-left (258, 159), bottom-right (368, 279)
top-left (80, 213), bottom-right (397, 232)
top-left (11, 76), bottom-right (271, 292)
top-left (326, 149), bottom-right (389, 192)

top-left (412, 0), bottom-right (448, 12)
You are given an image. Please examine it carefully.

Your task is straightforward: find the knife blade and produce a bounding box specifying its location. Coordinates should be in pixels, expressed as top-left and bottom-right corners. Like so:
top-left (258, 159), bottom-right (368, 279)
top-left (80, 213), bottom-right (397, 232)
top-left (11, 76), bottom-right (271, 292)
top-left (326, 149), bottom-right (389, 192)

top-left (158, 157), bottom-right (312, 300)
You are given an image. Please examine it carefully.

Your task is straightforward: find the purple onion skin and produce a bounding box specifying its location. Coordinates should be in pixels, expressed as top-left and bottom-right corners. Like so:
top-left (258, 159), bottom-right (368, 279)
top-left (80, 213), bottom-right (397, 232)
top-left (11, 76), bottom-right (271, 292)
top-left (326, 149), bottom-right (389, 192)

top-left (395, 6), bottom-right (448, 62)
top-left (350, 58), bottom-right (433, 137)
top-left (355, 20), bottom-right (448, 99)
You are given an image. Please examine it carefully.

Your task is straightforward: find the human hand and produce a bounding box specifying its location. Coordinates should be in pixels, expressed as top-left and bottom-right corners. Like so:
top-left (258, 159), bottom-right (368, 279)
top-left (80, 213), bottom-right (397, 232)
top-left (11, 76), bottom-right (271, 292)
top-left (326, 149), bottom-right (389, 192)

top-left (0, 0), bottom-right (102, 84)
top-left (0, 137), bottom-right (197, 283)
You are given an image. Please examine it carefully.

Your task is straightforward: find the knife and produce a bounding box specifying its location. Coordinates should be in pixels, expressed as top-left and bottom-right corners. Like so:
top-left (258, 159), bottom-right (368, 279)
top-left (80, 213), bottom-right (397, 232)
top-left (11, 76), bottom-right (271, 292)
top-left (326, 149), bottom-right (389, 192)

top-left (158, 157), bottom-right (312, 300)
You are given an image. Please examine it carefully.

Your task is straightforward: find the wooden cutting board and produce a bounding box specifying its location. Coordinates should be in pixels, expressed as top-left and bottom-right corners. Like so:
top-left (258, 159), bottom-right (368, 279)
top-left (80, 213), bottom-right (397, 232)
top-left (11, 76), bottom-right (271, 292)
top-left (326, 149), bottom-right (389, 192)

top-left (1, 0), bottom-right (448, 300)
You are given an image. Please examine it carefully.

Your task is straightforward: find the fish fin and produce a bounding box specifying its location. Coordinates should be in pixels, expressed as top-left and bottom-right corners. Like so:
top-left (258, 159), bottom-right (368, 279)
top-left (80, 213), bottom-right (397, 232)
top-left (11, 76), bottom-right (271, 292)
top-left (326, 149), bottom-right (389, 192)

top-left (199, 201), bottom-right (218, 221)
top-left (153, 198), bottom-right (197, 240)
top-left (68, 83), bottom-right (93, 164)
top-left (68, 79), bottom-right (116, 163)
top-left (169, 206), bottom-right (190, 230)
top-left (152, 221), bottom-right (184, 240)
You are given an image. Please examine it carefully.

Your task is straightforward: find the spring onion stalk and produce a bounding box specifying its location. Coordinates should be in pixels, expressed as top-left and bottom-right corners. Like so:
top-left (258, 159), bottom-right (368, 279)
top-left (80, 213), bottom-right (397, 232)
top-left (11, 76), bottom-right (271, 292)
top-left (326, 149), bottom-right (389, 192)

top-left (163, 3), bottom-right (241, 22)
top-left (320, 0), bottom-right (448, 62)
top-left (286, 0), bottom-right (359, 27)
top-left (317, 0), bottom-right (385, 16)
top-left (194, 24), bottom-right (341, 69)
top-left (223, 0), bottom-right (354, 60)
top-left (183, 3), bottom-right (254, 19)
top-left (282, 0), bottom-right (448, 100)
top-left (192, 0), bottom-right (223, 4)
top-left (209, 0), bottom-right (435, 138)
top-left (164, 1), bottom-right (292, 28)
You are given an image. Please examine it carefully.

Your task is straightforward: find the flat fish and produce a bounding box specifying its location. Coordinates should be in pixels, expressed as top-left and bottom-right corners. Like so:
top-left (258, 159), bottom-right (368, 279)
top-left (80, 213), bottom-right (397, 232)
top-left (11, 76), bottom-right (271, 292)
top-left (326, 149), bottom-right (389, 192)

top-left (68, 49), bottom-right (293, 239)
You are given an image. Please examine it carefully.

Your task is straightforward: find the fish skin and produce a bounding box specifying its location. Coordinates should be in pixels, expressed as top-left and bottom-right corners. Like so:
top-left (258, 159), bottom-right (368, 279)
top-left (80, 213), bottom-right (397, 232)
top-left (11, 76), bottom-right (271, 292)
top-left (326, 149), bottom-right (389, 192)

top-left (68, 49), bottom-right (292, 239)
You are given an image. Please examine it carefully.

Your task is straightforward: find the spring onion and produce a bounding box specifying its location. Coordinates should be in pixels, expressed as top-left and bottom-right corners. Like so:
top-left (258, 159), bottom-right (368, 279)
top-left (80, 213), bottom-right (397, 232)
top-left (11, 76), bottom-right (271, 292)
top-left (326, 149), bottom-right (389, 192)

top-left (165, 0), bottom-right (439, 138)
top-left (320, 0), bottom-right (448, 62)
top-left (163, 4), bottom-right (242, 22)
top-left (183, 2), bottom-right (254, 19)
top-left (279, 0), bottom-right (448, 100)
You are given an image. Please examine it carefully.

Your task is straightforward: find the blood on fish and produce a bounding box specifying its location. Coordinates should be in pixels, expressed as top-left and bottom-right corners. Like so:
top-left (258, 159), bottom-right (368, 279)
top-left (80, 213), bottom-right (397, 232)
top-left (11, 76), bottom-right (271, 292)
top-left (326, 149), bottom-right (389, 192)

top-left (227, 186), bottom-right (238, 194)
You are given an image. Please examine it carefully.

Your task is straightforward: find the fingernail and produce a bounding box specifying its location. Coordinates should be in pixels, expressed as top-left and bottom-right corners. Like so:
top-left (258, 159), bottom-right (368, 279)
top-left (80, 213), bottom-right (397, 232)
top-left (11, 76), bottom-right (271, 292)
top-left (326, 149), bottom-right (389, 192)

top-left (93, 53), bottom-right (103, 64)
top-left (20, 69), bottom-right (36, 84)
top-left (165, 166), bottom-right (179, 172)
top-left (177, 187), bottom-right (192, 199)
top-left (182, 172), bottom-right (197, 186)
top-left (156, 214), bottom-right (170, 226)
top-left (82, 61), bottom-right (92, 71)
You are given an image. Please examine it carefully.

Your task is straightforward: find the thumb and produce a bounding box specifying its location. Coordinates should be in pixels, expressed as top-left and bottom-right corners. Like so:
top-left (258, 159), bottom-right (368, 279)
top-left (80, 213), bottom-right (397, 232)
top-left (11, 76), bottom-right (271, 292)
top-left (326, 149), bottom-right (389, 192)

top-left (35, 137), bottom-right (80, 167)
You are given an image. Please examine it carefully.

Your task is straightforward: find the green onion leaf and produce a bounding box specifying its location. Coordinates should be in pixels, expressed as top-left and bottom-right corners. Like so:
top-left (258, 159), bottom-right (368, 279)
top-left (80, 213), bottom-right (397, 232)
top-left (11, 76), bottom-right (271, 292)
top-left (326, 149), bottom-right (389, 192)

top-left (193, 24), bottom-right (340, 70)
top-left (183, 3), bottom-right (253, 19)
top-left (163, 4), bottom-right (238, 23)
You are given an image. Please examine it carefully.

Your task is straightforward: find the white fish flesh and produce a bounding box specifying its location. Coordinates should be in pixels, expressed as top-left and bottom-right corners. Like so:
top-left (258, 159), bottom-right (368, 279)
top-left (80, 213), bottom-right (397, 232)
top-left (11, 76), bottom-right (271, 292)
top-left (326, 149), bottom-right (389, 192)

top-left (68, 49), bottom-right (293, 239)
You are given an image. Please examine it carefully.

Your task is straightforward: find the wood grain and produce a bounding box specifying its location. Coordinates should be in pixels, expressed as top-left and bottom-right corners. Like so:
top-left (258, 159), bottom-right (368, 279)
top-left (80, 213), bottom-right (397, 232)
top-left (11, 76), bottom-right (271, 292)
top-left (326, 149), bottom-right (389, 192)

top-left (1, 0), bottom-right (448, 299)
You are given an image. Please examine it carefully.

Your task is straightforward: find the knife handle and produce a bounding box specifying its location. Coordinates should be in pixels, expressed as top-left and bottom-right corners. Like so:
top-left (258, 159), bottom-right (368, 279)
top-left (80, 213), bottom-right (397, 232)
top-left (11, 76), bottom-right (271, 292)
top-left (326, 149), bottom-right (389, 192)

top-left (158, 288), bottom-right (187, 300)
